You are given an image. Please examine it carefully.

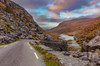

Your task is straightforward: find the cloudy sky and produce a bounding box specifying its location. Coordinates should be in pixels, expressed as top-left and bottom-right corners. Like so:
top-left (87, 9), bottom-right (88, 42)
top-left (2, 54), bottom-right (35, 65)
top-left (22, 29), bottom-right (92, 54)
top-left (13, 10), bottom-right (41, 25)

top-left (12, 0), bottom-right (100, 29)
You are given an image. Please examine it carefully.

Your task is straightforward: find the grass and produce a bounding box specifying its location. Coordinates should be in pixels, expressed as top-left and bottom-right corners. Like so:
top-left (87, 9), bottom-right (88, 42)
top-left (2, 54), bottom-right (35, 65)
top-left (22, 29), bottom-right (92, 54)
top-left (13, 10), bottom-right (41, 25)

top-left (36, 41), bottom-right (41, 45)
top-left (29, 42), bottom-right (60, 66)
top-left (0, 42), bottom-right (13, 46)
top-left (96, 51), bottom-right (100, 55)
top-left (68, 45), bottom-right (81, 54)
top-left (0, 43), bottom-right (5, 46)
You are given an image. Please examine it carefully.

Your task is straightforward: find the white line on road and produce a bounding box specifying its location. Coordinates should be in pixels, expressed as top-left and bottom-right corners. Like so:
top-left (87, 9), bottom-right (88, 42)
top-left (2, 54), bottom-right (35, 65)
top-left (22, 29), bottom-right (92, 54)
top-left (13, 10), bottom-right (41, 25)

top-left (34, 52), bottom-right (39, 59)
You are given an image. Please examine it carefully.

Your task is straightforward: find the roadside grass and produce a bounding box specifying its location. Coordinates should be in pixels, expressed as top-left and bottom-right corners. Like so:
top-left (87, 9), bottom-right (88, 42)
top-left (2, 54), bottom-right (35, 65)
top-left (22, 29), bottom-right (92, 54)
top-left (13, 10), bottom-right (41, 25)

top-left (0, 39), bottom-right (20, 46)
top-left (0, 43), bottom-right (5, 46)
top-left (0, 43), bottom-right (13, 46)
top-left (29, 42), bottom-right (60, 66)
top-left (68, 45), bottom-right (81, 54)
top-left (36, 41), bottom-right (41, 45)
top-left (0, 43), bottom-right (12, 46)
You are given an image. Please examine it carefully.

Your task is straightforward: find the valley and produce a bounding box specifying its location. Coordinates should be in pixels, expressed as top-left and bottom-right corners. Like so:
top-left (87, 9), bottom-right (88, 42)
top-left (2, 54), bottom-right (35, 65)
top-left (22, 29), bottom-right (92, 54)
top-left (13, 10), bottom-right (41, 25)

top-left (0, 0), bottom-right (100, 66)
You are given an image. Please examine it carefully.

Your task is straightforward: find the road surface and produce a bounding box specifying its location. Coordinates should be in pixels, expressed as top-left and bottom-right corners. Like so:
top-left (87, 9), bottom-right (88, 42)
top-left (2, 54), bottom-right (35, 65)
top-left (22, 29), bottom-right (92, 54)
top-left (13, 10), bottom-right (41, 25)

top-left (0, 40), bottom-right (45, 66)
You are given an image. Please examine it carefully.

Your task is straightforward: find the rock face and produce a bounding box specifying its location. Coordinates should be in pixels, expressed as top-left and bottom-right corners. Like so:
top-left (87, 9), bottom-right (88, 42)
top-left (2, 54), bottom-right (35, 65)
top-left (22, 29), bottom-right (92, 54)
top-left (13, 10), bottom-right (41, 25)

top-left (81, 36), bottom-right (100, 52)
top-left (73, 36), bottom-right (100, 66)
top-left (73, 51), bottom-right (100, 66)
top-left (0, 0), bottom-right (43, 43)
top-left (87, 36), bottom-right (100, 51)
top-left (44, 34), bottom-right (53, 41)
top-left (40, 40), bottom-right (67, 51)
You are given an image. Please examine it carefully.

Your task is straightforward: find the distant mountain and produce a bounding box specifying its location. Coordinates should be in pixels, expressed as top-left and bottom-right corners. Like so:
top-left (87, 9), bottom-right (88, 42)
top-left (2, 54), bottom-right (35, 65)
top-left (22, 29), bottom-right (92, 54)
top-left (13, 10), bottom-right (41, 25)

top-left (0, 0), bottom-right (43, 43)
top-left (48, 18), bottom-right (95, 36)
top-left (47, 17), bottom-right (100, 44)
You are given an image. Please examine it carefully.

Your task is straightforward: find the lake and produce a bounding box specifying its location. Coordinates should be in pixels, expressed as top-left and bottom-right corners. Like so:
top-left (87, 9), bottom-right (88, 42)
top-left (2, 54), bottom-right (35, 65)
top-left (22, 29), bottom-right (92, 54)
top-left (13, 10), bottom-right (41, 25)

top-left (59, 34), bottom-right (81, 48)
top-left (59, 34), bottom-right (74, 40)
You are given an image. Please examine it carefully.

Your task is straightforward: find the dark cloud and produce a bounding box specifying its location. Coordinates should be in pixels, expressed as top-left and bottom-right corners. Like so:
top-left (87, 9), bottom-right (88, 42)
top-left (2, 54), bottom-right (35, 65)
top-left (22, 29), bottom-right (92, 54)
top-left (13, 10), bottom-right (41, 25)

top-left (48, 0), bottom-right (91, 11)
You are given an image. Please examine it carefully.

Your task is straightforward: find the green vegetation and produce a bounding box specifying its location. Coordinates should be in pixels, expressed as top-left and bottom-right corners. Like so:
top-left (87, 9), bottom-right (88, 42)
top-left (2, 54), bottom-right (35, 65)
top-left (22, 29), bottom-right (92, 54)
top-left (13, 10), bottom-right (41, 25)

top-left (0, 42), bottom-right (12, 46)
top-left (0, 43), bottom-right (10, 46)
top-left (96, 51), bottom-right (100, 55)
top-left (29, 42), bottom-right (60, 66)
top-left (36, 41), bottom-right (41, 45)
top-left (0, 43), bottom-right (5, 46)
top-left (68, 45), bottom-right (81, 51)
top-left (68, 45), bottom-right (81, 54)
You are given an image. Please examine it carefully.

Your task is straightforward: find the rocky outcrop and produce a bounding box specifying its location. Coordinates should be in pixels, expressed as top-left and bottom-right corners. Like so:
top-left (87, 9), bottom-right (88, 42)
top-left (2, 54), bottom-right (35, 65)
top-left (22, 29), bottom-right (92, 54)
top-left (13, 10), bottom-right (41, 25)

top-left (73, 51), bottom-right (100, 66)
top-left (73, 36), bottom-right (100, 66)
top-left (0, 0), bottom-right (43, 43)
top-left (44, 34), bottom-right (53, 41)
top-left (82, 36), bottom-right (100, 52)
top-left (87, 36), bottom-right (100, 51)
top-left (40, 40), bottom-right (67, 51)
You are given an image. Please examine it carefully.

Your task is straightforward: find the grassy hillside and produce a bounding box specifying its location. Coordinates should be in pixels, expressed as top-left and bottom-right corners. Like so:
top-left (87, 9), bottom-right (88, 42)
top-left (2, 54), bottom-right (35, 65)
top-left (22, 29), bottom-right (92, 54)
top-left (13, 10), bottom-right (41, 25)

top-left (48, 18), bottom-right (94, 36)
top-left (75, 17), bottom-right (100, 45)
top-left (46, 18), bottom-right (95, 40)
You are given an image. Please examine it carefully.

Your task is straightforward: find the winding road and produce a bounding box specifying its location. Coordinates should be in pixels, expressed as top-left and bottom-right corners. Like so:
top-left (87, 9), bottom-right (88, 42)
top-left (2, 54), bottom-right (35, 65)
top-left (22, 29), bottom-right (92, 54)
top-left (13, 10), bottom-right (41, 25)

top-left (0, 40), bottom-right (45, 66)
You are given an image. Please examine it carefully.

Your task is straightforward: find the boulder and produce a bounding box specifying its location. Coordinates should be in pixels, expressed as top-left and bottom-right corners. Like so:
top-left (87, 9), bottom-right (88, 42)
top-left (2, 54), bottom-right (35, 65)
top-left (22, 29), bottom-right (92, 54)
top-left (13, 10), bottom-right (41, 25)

top-left (97, 61), bottom-right (100, 66)
top-left (72, 52), bottom-right (87, 58)
top-left (26, 35), bottom-right (33, 39)
top-left (82, 41), bottom-right (88, 52)
top-left (0, 28), bottom-right (3, 31)
top-left (87, 36), bottom-right (100, 51)
top-left (10, 26), bottom-right (16, 30)
top-left (80, 55), bottom-right (88, 61)
top-left (44, 34), bottom-right (53, 41)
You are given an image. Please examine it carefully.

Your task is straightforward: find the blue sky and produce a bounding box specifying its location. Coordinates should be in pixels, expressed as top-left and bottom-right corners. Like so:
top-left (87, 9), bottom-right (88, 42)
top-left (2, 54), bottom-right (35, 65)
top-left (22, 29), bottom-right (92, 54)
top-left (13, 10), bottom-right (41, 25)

top-left (12, 0), bottom-right (100, 29)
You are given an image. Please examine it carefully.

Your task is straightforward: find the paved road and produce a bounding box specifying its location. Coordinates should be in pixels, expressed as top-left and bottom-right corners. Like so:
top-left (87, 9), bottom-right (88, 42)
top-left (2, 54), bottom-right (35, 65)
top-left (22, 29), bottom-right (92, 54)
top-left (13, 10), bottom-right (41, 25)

top-left (0, 40), bottom-right (45, 66)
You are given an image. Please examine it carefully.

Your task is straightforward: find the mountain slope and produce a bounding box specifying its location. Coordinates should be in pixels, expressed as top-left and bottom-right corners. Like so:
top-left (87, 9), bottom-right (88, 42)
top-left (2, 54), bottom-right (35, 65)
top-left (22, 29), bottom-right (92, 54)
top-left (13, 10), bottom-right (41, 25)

top-left (0, 0), bottom-right (43, 43)
top-left (75, 17), bottom-right (100, 44)
top-left (48, 18), bottom-right (95, 36)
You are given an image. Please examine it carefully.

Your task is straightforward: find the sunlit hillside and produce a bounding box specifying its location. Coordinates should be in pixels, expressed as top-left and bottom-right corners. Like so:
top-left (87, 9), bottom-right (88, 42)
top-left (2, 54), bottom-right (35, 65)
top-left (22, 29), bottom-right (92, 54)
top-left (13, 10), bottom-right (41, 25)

top-left (48, 18), bottom-right (95, 36)
top-left (75, 17), bottom-right (100, 44)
